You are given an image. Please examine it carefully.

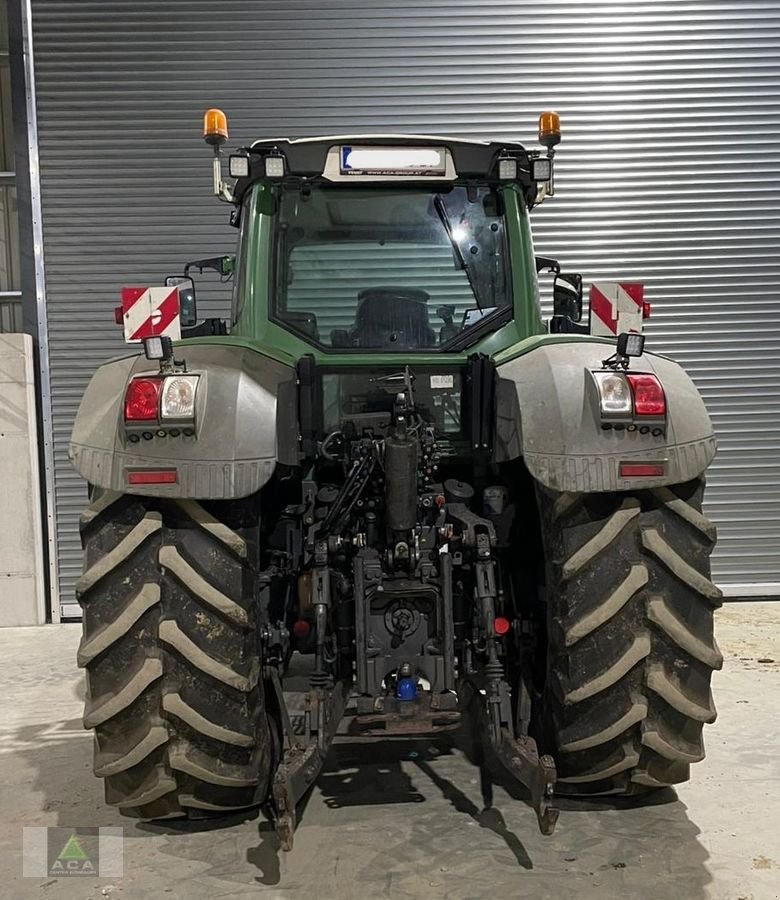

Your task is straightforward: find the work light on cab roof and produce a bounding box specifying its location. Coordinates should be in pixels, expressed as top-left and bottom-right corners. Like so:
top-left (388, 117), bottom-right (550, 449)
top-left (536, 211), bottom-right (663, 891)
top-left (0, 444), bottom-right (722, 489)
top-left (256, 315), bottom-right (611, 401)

top-left (206, 106), bottom-right (562, 209)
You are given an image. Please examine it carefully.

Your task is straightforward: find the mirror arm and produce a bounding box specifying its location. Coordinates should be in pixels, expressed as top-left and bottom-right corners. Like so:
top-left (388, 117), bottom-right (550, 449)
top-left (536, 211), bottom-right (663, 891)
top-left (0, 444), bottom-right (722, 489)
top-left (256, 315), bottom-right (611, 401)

top-left (535, 256), bottom-right (560, 274)
top-left (212, 147), bottom-right (234, 204)
top-left (546, 147), bottom-right (556, 197)
top-left (184, 255), bottom-right (233, 277)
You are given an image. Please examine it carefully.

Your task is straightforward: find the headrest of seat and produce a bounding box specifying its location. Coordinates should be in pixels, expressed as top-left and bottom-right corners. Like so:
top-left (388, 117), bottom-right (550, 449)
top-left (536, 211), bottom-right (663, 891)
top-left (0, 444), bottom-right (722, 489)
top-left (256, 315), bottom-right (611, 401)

top-left (357, 286), bottom-right (430, 305)
top-left (353, 287), bottom-right (434, 348)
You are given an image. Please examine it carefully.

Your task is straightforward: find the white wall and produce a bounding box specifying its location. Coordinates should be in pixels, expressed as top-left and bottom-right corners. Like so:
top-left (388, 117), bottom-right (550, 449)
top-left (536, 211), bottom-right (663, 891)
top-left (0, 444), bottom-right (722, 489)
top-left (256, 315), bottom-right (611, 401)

top-left (0, 333), bottom-right (45, 625)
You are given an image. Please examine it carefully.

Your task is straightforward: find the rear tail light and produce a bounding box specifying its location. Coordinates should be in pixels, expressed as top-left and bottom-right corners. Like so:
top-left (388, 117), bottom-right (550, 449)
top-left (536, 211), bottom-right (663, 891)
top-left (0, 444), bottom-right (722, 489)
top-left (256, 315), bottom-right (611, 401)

top-left (592, 372), bottom-right (632, 418)
top-left (627, 374), bottom-right (666, 417)
top-left (592, 370), bottom-right (667, 424)
top-left (160, 375), bottom-right (199, 420)
top-left (124, 374), bottom-right (199, 424)
top-left (124, 377), bottom-right (162, 421)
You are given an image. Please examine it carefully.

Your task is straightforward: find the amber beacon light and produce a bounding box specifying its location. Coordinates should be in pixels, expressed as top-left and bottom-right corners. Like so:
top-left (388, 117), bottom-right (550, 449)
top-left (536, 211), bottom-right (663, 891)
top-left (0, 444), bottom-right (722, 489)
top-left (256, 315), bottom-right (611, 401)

top-left (538, 111), bottom-right (561, 149)
top-left (203, 108), bottom-right (229, 146)
top-left (203, 108), bottom-right (232, 202)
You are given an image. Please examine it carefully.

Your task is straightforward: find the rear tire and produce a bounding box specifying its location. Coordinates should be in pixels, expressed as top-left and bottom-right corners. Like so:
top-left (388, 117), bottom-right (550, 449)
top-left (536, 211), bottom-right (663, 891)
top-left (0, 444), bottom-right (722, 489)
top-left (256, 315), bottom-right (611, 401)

top-left (77, 490), bottom-right (273, 818)
top-left (537, 477), bottom-right (722, 794)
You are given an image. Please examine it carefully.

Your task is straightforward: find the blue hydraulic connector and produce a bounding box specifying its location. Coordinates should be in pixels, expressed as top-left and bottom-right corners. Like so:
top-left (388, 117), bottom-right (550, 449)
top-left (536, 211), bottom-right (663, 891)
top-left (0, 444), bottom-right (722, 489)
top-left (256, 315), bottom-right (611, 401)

top-left (395, 663), bottom-right (417, 701)
top-left (396, 677), bottom-right (417, 701)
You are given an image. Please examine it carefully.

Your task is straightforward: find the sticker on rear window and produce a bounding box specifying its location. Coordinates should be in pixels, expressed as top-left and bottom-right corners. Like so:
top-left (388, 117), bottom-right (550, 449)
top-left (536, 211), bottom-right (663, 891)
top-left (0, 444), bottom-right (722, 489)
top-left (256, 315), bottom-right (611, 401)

top-left (430, 375), bottom-right (454, 389)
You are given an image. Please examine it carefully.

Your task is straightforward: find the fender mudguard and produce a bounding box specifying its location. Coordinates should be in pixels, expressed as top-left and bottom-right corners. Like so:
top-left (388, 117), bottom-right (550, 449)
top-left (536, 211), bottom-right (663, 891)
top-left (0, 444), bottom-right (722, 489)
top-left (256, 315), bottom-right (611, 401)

top-left (495, 341), bottom-right (716, 492)
top-left (69, 344), bottom-right (297, 498)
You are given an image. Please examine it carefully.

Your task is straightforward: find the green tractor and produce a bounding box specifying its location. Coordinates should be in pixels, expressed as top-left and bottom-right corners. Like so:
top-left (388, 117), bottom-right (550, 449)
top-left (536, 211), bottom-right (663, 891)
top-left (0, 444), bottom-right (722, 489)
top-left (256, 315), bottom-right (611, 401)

top-left (70, 110), bottom-right (721, 847)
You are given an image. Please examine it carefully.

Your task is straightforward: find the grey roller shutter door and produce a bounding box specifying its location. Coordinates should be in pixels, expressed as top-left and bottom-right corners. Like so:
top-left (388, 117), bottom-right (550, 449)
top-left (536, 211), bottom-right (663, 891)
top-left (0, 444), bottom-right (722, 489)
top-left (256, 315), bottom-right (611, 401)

top-left (30, 0), bottom-right (780, 617)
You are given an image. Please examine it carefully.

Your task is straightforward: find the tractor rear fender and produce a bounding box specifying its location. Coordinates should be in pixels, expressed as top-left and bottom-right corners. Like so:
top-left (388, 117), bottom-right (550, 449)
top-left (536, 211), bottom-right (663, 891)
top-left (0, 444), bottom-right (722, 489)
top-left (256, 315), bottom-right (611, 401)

top-left (495, 341), bottom-right (716, 492)
top-left (69, 344), bottom-right (298, 498)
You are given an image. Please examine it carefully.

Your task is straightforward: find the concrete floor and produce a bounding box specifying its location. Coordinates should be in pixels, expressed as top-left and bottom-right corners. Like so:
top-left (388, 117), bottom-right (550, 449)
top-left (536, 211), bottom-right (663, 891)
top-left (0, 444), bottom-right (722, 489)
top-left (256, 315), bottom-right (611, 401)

top-left (0, 605), bottom-right (778, 900)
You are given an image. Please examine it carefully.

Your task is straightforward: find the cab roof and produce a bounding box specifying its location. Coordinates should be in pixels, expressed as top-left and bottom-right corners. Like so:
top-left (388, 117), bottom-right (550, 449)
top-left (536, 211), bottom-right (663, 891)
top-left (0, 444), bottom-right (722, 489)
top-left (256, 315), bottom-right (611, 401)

top-left (240, 133), bottom-right (531, 180)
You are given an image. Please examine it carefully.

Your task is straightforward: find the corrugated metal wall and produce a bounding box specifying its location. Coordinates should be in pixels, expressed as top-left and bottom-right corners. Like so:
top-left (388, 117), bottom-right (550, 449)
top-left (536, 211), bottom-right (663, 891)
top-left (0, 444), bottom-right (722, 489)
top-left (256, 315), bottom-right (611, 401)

top-left (287, 243), bottom-right (479, 340)
top-left (31, 0), bottom-right (780, 616)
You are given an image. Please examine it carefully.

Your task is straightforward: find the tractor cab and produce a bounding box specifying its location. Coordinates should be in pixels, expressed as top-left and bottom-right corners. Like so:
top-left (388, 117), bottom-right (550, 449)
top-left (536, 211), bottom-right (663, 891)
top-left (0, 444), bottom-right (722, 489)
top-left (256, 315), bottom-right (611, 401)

top-left (143, 112), bottom-right (633, 358)
top-left (203, 116), bottom-right (576, 359)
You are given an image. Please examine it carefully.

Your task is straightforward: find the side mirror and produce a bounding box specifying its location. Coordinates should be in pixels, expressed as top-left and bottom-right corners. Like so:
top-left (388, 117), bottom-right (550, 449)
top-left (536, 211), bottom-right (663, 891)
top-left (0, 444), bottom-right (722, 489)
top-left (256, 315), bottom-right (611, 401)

top-left (553, 272), bottom-right (583, 322)
top-left (164, 275), bottom-right (197, 327)
top-left (183, 255), bottom-right (234, 278)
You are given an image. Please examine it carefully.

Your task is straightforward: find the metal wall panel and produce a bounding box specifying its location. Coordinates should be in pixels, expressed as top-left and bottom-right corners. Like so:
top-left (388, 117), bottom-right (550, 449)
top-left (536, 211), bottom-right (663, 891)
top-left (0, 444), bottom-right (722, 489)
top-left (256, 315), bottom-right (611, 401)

top-left (286, 246), bottom-right (488, 337)
top-left (0, 295), bottom-right (22, 331)
top-left (30, 0), bottom-right (780, 615)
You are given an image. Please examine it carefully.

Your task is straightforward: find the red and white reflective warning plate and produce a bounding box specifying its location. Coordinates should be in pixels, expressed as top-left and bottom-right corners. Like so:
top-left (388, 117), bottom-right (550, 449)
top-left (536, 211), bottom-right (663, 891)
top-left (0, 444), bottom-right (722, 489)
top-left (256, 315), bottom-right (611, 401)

top-left (590, 282), bottom-right (644, 337)
top-left (120, 285), bottom-right (182, 343)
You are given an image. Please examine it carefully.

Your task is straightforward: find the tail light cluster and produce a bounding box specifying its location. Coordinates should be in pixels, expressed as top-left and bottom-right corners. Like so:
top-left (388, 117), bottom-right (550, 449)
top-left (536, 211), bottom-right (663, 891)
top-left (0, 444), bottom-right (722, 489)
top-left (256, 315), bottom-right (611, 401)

top-left (124, 375), bottom-right (200, 424)
top-left (591, 370), bottom-right (668, 480)
top-left (591, 371), bottom-right (666, 424)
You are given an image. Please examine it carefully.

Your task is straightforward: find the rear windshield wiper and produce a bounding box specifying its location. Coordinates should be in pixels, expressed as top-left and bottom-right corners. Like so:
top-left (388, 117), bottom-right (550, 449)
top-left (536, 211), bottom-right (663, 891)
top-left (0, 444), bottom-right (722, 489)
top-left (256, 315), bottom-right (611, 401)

top-left (434, 194), bottom-right (484, 311)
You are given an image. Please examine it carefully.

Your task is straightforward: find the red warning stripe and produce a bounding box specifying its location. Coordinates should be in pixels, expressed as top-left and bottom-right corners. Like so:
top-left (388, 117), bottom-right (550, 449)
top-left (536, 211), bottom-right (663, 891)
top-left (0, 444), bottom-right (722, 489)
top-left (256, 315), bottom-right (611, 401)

top-left (621, 283), bottom-right (644, 309)
top-left (590, 284), bottom-right (618, 334)
top-left (120, 286), bottom-right (147, 311)
top-left (129, 288), bottom-right (180, 341)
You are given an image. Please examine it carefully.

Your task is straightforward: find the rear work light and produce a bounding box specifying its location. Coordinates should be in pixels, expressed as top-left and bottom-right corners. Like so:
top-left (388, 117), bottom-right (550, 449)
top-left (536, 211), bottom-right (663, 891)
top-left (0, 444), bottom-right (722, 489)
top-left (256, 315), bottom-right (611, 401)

top-left (627, 373), bottom-right (666, 417)
top-left (264, 155), bottom-right (286, 178)
top-left (498, 158), bottom-right (518, 180)
top-left (124, 377), bottom-right (163, 421)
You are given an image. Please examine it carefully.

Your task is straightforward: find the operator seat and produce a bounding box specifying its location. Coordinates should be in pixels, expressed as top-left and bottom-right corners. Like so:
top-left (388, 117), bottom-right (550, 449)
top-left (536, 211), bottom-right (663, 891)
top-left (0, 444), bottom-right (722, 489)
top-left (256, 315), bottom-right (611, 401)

top-left (348, 287), bottom-right (436, 349)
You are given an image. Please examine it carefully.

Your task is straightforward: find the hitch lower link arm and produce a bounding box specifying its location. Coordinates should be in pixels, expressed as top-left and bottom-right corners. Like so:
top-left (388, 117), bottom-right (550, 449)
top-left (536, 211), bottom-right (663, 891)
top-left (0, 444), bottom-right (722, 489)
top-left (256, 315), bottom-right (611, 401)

top-left (271, 551), bottom-right (351, 850)
top-left (474, 549), bottom-right (559, 836)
